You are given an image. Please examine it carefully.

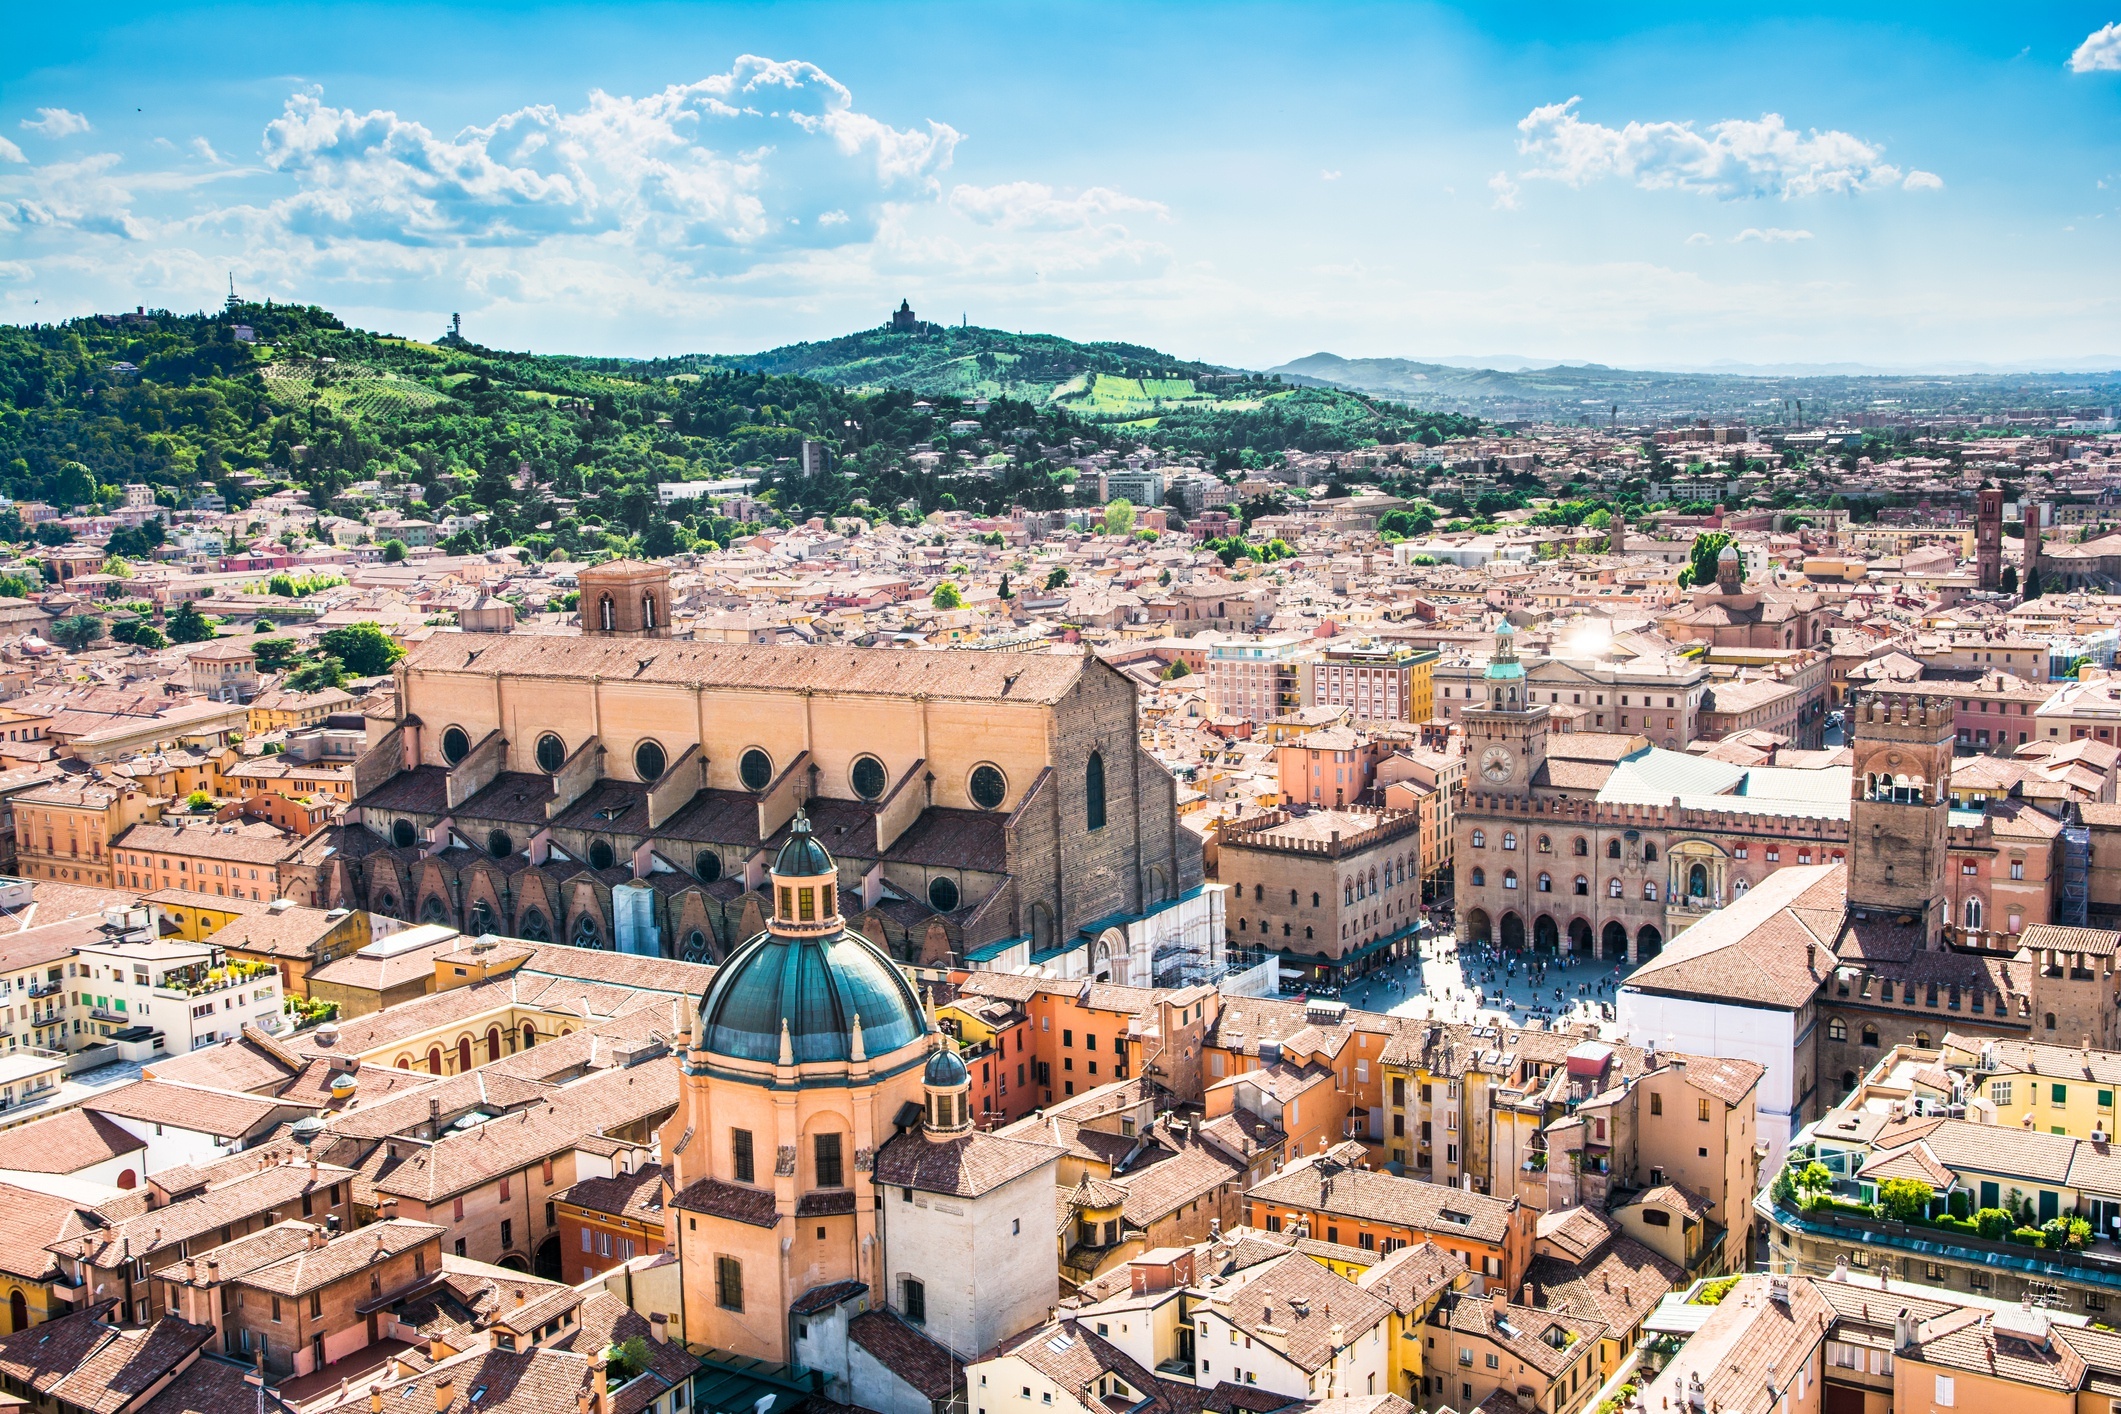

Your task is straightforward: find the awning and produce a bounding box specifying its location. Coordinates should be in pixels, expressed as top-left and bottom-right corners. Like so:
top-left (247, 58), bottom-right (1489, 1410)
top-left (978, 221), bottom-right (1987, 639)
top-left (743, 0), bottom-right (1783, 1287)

top-left (1279, 967), bottom-right (1308, 980)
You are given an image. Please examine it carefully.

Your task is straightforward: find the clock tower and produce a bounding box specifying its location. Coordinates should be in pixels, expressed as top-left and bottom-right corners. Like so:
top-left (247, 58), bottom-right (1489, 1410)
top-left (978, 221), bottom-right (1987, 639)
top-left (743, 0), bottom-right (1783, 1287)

top-left (1462, 622), bottom-right (1550, 795)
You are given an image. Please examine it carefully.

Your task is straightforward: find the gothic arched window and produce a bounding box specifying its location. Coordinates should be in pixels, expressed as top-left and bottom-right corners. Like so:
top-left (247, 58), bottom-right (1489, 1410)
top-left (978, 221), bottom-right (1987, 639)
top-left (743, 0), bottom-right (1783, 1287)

top-left (598, 596), bottom-right (615, 632)
top-left (1085, 751), bottom-right (1106, 831)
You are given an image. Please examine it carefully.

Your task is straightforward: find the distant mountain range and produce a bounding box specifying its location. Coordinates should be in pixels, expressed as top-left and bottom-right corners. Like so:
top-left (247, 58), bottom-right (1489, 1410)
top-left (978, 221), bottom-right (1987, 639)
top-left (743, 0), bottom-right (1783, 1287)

top-left (1266, 352), bottom-right (2121, 421)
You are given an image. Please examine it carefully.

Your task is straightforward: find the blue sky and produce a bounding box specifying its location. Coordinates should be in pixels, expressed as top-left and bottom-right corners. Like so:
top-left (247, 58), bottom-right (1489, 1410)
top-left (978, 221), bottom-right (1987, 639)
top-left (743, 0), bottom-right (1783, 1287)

top-left (2, 3), bottom-right (2118, 370)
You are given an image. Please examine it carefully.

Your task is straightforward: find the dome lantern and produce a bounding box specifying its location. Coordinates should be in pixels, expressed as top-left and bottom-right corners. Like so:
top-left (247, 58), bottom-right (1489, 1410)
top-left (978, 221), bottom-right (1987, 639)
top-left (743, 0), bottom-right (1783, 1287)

top-left (923, 1039), bottom-right (972, 1137)
top-left (770, 810), bottom-right (841, 937)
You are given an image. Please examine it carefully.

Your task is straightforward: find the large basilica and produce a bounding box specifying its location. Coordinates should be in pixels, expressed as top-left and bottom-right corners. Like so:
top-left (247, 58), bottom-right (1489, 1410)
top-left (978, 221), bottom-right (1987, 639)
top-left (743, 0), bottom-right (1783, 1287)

top-left (283, 563), bottom-right (1222, 985)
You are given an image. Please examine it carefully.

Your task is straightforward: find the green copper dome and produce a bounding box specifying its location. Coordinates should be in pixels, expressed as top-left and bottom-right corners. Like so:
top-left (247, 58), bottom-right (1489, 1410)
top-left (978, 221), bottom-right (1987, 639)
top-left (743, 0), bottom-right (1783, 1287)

top-left (774, 811), bottom-right (835, 878)
top-left (698, 927), bottom-right (928, 1065)
top-left (924, 1045), bottom-right (970, 1087)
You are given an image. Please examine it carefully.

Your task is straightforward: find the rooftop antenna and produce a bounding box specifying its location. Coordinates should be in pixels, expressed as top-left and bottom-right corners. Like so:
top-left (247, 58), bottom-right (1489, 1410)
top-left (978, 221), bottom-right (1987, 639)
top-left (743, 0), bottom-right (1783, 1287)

top-left (224, 273), bottom-right (239, 315)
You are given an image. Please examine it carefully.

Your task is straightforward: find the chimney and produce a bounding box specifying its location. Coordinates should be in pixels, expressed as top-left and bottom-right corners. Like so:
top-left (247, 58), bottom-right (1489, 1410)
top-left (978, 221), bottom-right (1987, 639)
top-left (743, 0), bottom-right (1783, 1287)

top-left (370, 1387), bottom-right (384, 1414)
top-left (207, 1260), bottom-right (220, 1283)
top-left (1490, 1285), bottom-right (1506, 1314)
top-left (594, 1362), bottom-right (609, 1414)
top-left (434, 1375), bottom-right (454, 1413)
top-left (651, 1313), bottom-right (668, 1343)
top-left (309, 1226), bottom-right (327, 1251)
top-left (429, 1335), bottom-right (447, 1364)
top-left (1522, 1283), bottom-right (1534, 1308)
top-left (1894, 1307), bottom-right (1916, 1350)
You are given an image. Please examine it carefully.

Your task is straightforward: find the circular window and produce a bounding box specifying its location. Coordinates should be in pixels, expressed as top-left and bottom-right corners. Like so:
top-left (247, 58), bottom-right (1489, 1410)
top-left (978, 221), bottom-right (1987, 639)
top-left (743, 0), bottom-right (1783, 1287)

top-left (739, 748), bottom-right (773, 792)
top-left (850, 755), bottom-right (887, 801)
top-left (487, 830), bottom-right (513, 860)
top-left (969, 764), bottom-right (1008, 811)
top-left (391, 819), bottom-right (416, 849)
top-left (634, 740), bottom-right (666, 783)
top-left (441, 726), bottom-right (471, 765)
top-left (588, 839), bottom-right (615, 871)
top-left (535, 733), bottom-right (566, 773)
top-left (928, 876), bottom-right (961, 913)
top-left (695, 850), bottom-right (722, 884)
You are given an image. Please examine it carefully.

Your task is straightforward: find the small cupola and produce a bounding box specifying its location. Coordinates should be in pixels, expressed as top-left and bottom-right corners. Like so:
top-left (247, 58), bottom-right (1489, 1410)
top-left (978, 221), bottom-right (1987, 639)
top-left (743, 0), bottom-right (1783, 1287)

top-left (923, 1041), bottom-right (973, 1137)
top-left (769, 810), bottom-right (842, 937)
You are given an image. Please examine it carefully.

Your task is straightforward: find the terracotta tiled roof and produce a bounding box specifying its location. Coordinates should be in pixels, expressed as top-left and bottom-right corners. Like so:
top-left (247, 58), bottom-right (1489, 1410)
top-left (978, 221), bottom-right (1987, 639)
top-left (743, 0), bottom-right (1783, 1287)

top-left (1248, 1154), bottom-right (1520, 1245)
top-left (667, 1177), bottom-right (777, 1228)
top-left (848, 1309), bottom-right (965, 1402)
top-left (0, 1107), bottom-right (145, 1175)
top-left (1208, 1252), bottom-right (1393, 1373)
top-left (872, 1128), bottom-right (1062, 1198)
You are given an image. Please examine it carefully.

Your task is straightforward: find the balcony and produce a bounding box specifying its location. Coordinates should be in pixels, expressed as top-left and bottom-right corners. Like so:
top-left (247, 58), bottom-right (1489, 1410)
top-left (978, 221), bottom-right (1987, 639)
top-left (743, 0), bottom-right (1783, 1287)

top-left (26, 981), bottom-right (61, 999)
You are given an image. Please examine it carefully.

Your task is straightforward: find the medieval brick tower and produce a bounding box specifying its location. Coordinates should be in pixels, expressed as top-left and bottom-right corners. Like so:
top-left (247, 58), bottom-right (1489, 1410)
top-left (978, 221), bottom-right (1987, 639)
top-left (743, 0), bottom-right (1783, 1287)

top-left (579, 559), bottom-right (672, 638)
top-left (1847, 691), bottom-right (1954, 941)
top-left (1976, 487), bottom-right (2003, 591)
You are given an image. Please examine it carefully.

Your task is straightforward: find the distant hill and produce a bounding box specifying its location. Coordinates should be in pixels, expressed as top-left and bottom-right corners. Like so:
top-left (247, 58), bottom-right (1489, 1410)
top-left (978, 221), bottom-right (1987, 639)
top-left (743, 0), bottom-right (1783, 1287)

top-left (643, 322), bottom-right (1236, 405)
top-left (621, 322), bottom-right (1478, 452)
top-left (1269, 351), bottom-right (2121, 423)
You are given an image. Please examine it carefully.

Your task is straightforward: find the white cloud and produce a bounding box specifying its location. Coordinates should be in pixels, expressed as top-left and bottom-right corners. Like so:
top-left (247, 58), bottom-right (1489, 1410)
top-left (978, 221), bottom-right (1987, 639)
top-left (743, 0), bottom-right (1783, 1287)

top-left (0, 137), bottom-right (22, 164)
top-left (255, 57), bottom-right (961, 263)
top-left (1685, 232), bottom-right (1713, 245)
top-left (817, 208), bottom-right (848, 226)
top-left (190, 137), bottom-right (224, 165)
top-left (1903, 169), bottom-right (1944, 191)
top-left (1731, 227), bottom-right (1813, 243)
top-left (0, 153), bottom-right (152, 239)
top-left (2070, 22), bottom-right (2121, 72)
top-left (20, 108), bottom-right (90, 138)
top-left (947, 182), bottom-right (1165, 231)
top-left (1488, 170), bottom-right (1520, 210)
top-left (1515, 96), bottom-right (1906, 199)
top-left (1321, 169), bottom-right (1341, 181)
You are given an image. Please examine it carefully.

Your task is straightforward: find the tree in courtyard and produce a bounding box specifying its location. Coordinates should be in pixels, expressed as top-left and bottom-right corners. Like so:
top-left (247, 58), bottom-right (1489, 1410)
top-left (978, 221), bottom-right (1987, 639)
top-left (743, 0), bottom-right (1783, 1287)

top-left (286, 655), bottom-right (348, 691)
top-left (47, 615), bottom-right (103, 651)
top-left (931, 580), bottom-right (963, 610)
top-left (1103, 499), bottom-right (1136, 537)
top-left (1676, 531), bottom-right (1739, 590)
top-left (165, 601), bottom-right (214, 644)
top-left (1045, 566), bottom-right (1068, 590)
top-left (252, 637), bottom-right (300, 672)
top-left (317, 623), bottom-right (404, 678)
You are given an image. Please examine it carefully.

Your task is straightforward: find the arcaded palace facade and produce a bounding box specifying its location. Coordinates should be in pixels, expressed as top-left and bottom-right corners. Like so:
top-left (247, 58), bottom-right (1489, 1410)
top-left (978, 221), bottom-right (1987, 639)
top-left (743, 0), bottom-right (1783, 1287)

top-left (1453, 627), bottom-right (2063, 964)
top-left (284, 562), bottom-right (1222, 986)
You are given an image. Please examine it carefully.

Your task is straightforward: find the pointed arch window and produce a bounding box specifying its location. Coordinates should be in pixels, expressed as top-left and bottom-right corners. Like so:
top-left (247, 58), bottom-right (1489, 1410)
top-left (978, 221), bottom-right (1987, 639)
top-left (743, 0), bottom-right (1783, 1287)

top-left (598, 596), bottom-right (616, 632)
top-left (1085, 751), bottom-right (1107, 831)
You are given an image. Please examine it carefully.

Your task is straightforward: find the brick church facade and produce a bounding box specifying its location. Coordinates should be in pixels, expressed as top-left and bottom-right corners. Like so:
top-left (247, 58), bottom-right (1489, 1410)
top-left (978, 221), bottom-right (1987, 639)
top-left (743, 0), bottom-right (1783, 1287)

top-left (281, 565), bottom-right (1222, 983)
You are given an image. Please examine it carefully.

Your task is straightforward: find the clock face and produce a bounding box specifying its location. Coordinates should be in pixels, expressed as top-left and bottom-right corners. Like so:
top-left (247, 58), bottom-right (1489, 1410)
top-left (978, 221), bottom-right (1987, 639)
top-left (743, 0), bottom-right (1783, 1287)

top-left (1480, 746), bottom-right (1515, 784)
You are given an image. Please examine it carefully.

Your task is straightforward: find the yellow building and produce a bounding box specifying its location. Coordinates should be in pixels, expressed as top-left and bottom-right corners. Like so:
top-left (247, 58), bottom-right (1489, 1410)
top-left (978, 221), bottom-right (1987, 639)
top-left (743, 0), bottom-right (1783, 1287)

top-left (1946, 1034), bottom-right (2121, 1138)
top-left (246, 685), bottom-right (356, 735)
top-left (12, 777), bottom-right (164, 887)
top-left (0, 1180), bottom-right (81, 1331)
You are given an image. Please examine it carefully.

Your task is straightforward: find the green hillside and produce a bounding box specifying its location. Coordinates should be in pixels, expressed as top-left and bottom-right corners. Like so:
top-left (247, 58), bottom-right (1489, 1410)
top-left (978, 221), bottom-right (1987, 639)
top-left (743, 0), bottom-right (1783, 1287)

top-left (671, 322), bottom-right (1233, 404)
top-left (0, 303), bottom-right (1113, 551)
top-left (618, 322), bottom-right (1476, 454)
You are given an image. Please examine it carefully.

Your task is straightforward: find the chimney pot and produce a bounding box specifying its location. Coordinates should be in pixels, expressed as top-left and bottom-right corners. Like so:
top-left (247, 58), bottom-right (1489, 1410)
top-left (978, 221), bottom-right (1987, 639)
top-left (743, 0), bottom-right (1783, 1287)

top-left (434, 1376), bottom-right (454, 1414)
top-left (370, 1386), bottom-right (384, 1414)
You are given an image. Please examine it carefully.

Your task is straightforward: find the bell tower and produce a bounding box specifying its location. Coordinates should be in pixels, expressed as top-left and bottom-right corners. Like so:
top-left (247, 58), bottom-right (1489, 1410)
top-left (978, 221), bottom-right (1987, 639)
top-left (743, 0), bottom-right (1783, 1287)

top-left (578, 558), bottom-right (672, 638)
top-left (1847, 690), bottom-right (1954, 941)
top-left (1975, 487), bottom-right (2003, 591)
top-left (1462, 622), bottom-right (1550, 796)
